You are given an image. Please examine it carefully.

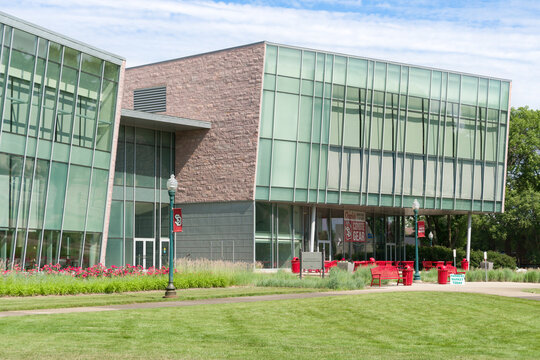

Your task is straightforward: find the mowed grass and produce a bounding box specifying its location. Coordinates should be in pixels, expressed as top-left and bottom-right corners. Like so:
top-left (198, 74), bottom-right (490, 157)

top-left (1, 292), bottom-right (538, 359)
top-left (0, 287), bottom-right (324, 312)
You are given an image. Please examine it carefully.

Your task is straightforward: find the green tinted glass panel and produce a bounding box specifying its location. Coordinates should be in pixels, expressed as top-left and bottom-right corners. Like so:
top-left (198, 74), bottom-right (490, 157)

top-left (44, 161), bottom-right (68, 229)
top-left (347, 58), bottom-right (367, 88)
top-left (329, 100), bottom-right (343, 145)
top-left (387, 64), bottom-right (400, 93)
top-left (86, 168), bottom-right (108, 232)
top-left (370, 107), bottom-right (384, 150)
top-left (274, 92), bottom-right (298, 141)
top-left (319, 145), bottom-right (328, 188)
top-left (406, 111), bottom-right (423, 154)
top-left (109, 200), bottom-right (123, 238)
top-left (333, 56), bottom-right (346, 85)
top-left (277, 47), bottom-right (301, 78)
top-left (478, 78), bottom-right (488, 107)
top-left (63, 165), bottom-right (91, 231)
top-left (260, 90), bottom-right (274, 138)
top-left (265, 45), bottom-right (277, 74)
top-left (400, 66), bottom-right (408, 95)
top-left (298, 96), bottom-right (313, 142)
top-left (135, 202), bottom-right (154, 238)
top-left (309, 144), bottom-right (320, 189)
top-left (344, 102), bottom-right (361, 147)
top-left (96, 80), bottom-right (118, 152)
top-left (104, 61), bottom-right (119, 81)
top-left (81, 53), bottom-right (102, 76)
top-left (431, 71), bottom-right (442, 100)
top-left (500, 82), bottom-right (509, 110)
top-left (125, 201), bottom-right (134, 238)
top-left (276, 76), bottom-right (299, 93)
top-left (12, 28), bottom-right (37, 54)
top-left (409, 68), bottom-right (430, 98)
top-left (315, 53), bottom-right (325, 82)
top-left (256, 138), bottom-right (271, 186)
top-left (255, 202), bottom-right (271, 236)
top-left (302, 51), bottom-right (315, 80)
top-left (277, 204), bottom-right (291, 237)
top-left (488, 80), bottom-right (500, 109)
top-left (296, 142), bottom-right (309, 188)
top-left (28, 159), bottom-right (49, 229)
top-left (271, 140), bottom-right (295, 188)
top-left (461, 76), bottom-right (478, 106)
top-left (458, 119), bottom-right (475, 159)
top-left (63, 47), bottom-right (80, 68)
top-left (447, 74), bottom-right (460, 103)
top-left (374, 62), bottom-right (386, 91)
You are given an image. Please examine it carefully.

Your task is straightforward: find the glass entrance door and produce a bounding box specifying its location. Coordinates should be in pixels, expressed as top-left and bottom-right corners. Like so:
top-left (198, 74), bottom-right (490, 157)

top-left (159, 238), bottom-right (169, 268)
top-left (134, 238), bottom-right (154, 269)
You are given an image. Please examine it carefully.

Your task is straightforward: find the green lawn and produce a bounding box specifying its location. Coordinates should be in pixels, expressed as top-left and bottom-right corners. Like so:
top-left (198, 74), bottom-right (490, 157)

top-left (523, 288), bottom-right (540, 294)
top-left (0, 287), bottom-right (323, 312)
top-left (1, 292), bottom-right (538, 359)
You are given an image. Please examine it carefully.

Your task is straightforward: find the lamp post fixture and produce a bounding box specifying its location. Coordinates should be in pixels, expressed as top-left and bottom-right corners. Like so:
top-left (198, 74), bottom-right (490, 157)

top-left (428, 231), bottom-right (434, 247)
top-left (412, 199), bottom-right (421, 281)
top-left (164, 174), bottom-right (178, 298)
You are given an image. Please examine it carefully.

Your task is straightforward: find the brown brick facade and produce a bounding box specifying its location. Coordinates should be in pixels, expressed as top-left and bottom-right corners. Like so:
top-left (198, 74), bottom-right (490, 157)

top-left (122, 43), bottom-right (265, 203)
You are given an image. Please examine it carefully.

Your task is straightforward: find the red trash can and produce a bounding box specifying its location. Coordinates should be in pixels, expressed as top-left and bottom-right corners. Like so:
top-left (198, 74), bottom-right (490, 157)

top-left (402, 266), bottom-right (413, 286)
top-left (291, 257), bottom-right (300, 274)
top-left (438, 266), bottom-right (449, 284)
top-left (461, 259), bottom-right (469, 271)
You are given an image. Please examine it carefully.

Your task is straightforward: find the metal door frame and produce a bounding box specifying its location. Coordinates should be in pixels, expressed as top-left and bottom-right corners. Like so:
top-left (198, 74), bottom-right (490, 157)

top-left (134, 238), bottom-right (155, 269)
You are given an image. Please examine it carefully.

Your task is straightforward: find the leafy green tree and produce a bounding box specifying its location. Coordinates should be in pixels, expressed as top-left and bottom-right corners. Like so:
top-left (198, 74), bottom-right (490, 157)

top-left (472, 107), bottom-right (540, 265)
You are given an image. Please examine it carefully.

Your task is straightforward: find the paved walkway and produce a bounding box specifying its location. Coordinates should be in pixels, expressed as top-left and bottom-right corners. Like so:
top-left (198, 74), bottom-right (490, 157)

top-left (1, 282), bottom-right (538, 318)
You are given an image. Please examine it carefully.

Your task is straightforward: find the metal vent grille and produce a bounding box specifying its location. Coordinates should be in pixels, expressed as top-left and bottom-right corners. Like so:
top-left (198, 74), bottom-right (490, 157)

top-left (134, 86), bottom-right (166, 113)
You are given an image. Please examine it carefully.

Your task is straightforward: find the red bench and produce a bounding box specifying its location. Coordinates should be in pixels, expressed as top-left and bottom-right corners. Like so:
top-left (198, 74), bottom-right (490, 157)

top-left (445, 265), bottom-right (466, 278)
top-left (370, 266), bottom-right (405, 287)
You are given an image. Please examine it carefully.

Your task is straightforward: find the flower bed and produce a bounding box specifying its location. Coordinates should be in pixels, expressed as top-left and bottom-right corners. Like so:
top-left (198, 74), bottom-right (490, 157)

top-left (0, 263), bottom-right (232, 296)
top-left (3, 263), bottom-right (170, 278)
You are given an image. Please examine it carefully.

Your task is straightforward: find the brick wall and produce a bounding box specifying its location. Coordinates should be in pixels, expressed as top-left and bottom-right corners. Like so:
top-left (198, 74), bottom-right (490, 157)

top-left (122, 43), bottom-right (265, 203)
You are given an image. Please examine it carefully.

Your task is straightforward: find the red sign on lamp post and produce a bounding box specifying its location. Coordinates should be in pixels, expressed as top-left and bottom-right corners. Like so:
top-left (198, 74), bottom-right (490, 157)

top-left (418, 220), bottom-right (425, 238)
top-left (173, 208), bottom-right (183, 233)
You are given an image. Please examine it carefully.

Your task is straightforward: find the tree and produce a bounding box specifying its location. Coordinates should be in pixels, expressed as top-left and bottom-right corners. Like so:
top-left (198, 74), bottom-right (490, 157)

top-left (472, 107), bottom-right (540, 265)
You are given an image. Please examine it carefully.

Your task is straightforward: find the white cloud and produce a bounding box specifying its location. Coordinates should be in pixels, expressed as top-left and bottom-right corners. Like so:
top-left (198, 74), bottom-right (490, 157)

top-left (3, 0), bottom-right (539, 108)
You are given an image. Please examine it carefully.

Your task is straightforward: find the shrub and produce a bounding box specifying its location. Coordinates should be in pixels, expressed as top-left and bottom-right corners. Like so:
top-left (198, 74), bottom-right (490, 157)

top-left (405, 245), bottom-right (517, 269)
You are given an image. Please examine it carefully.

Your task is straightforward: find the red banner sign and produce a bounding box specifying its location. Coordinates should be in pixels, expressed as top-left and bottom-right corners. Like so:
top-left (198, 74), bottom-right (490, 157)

top-left (173, 208), bottom-right (183, 233)
top-left (344, 210), bottom-right (366, 243)
top-left (418, 220), bottom-right (425, 238)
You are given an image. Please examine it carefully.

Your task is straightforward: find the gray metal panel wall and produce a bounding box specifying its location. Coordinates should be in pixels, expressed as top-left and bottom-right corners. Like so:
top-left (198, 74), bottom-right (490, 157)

top-left (174, 201), bottom-right (254, 262)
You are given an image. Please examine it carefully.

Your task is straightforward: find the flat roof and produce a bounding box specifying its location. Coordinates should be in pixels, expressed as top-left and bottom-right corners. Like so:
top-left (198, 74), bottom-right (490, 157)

top-left (0, 11), bottom-right (124, 65)
top-left (120, 109), bottom-right (211, 132)
top-left (129, 40), bottom-right (510, 83)
top-left (265, 41), bottom-right (511, 83)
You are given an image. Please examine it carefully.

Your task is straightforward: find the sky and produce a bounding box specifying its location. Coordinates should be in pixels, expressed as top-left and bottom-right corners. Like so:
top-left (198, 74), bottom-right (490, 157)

top-left (3, 0), bottom-right (539, 108)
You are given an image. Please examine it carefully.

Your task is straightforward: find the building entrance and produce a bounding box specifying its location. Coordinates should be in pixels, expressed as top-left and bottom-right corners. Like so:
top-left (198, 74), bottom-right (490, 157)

top-left (159, 238), bottom-right (169, 268)
top-left (134, 238), bottom-right (154, 269)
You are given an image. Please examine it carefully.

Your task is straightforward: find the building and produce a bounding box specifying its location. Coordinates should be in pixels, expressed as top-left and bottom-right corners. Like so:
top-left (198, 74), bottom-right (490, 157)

top-left (0, 12), bottom-right (124, 269)
top-left (0, 12), bottom-right (511, 270)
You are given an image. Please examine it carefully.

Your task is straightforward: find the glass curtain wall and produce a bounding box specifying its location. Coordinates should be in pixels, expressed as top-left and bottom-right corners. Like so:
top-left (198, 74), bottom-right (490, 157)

top-left (106, 125), bottom-right (174, 268)
top-left (0, 21), bottom-right (121, 269)
top-left (255, 202), bottom-right (302, 268)
top-left (256, 44), bottom-right (510, 213)
top-left (255, 201), bottom-right (406, 267)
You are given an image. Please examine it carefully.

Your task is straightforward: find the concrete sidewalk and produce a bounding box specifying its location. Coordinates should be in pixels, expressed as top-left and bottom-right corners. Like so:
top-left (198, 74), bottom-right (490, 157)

top-left (1, 282), bottom-right (538, 318)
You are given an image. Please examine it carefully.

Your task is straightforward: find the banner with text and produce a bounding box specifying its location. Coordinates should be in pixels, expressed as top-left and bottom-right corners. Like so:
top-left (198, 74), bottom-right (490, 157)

top-left (344, 210), bottom-right (366, 243)
top-left (418, 220), bottom-right (425, 237)
top-left (173, 208), bottom-right (183, 233)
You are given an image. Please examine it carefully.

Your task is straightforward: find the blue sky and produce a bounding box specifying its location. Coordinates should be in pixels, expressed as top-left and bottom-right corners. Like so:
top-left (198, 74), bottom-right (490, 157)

top-left (3, 0), bottom-right (539, 108)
